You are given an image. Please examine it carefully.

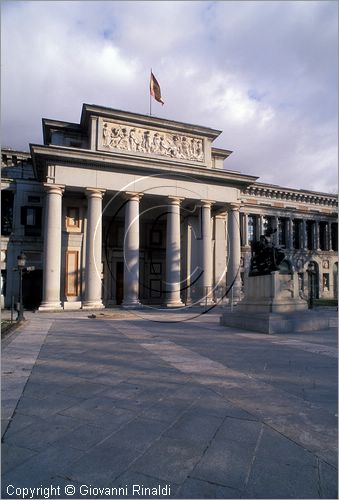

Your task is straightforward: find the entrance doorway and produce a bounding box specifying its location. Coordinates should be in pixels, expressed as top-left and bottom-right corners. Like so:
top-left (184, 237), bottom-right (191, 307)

top-left (307, 261), bottom-right (319, 300)
top-left (333, 262), bottom-right (338, 299)
top-left (23, 270), bottom-right (43, 310)
top-left (116, 262), bottom-right (124, 305)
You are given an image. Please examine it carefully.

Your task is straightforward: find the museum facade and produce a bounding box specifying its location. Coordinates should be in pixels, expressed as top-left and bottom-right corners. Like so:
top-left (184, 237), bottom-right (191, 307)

top-left (1, 104), bottom-right (338, 310)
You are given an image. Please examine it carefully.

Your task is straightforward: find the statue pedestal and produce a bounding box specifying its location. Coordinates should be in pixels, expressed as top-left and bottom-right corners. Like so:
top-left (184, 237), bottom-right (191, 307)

top-left (237, 271), bottom-right (307, 313)
top-left (220, 272), bottom-right (335, 334)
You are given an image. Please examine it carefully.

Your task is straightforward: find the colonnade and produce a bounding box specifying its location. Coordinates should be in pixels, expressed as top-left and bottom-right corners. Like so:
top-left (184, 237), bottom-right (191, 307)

top-left (241, 213), bottom-right (336, 252)
top-left (39, 185), bottom-right (242, 310)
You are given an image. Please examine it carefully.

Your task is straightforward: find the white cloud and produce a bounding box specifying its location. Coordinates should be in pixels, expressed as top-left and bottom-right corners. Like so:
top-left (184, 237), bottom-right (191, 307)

top-left (1, 0), bottom-right (337, 193)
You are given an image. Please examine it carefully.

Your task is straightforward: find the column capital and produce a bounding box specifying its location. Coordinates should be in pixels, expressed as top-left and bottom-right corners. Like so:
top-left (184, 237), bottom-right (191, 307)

top-left (168, 196), bottom-right (184, 205)
top-left (43, 183), bottom-right (65, 195)
top-left (214, 213), bottom-right (227, 220)
top-left (85, 188), bottom-right (105, 199)
top-left (200, 200), bottom-right (215, 208)
top-left (228, 202), bottom-right (241, 212)
top-left (124, 192), bottom-right (143, 201)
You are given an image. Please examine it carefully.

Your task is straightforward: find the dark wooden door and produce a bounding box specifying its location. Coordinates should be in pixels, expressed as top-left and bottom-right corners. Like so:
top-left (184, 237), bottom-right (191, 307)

top-left (116, 262), bottom-right (124, 305)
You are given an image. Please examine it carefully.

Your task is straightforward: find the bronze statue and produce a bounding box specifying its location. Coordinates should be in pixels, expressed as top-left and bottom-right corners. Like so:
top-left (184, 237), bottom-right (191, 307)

top-left (249, 228), bottom-right (286, 276)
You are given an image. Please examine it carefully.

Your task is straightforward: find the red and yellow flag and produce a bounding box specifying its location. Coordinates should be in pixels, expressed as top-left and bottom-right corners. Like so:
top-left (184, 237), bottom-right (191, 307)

top-left (150, 71), bottom-right (164, 105)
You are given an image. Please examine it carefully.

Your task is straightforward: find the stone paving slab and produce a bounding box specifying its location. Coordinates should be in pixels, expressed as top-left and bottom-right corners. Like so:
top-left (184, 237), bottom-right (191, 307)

top-left (1, 310), bottom-right (338, 499)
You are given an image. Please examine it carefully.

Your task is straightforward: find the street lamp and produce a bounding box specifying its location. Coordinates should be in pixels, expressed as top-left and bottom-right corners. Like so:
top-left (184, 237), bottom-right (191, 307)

top-left (17, 252), bottom-right (26, 321)
top-left (307, 261), bottom-right (316, 310)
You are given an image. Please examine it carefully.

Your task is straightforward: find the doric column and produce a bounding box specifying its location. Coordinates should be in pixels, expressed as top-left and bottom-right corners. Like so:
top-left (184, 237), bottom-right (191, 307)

top-left (200, 201), bottom-right (214, 304)
top-left (256, 215), bottom-right (263, 241)
top-left (272, 216), bottom-right (279, 245)
top-left (314, 221), bottom-right (320, 251)
top-left (214, 213), bottom-right (227, 301)
top-left (83, 189), bottom-right (105, 309)
top-left (288, 218), bottom-right (294, 250)
top-left (328, 222), bottom-right (333, 251)
top-left (39, 184), bottom-right (64, 310)
top-left (165, 197), bottom-right (184, 307)
top-left (302, 219), bottom-right (308, 249)
top-left (123, 192), bottom-right (142, 307)
top-left (242, 213), bottom-right (249, 247)
top-left (184, 222), bottom-right (193, 305)
top-left (226, 203), bottom-right (242, 302)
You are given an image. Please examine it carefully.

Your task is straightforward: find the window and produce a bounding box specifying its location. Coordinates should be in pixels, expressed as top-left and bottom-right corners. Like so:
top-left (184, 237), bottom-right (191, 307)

top-left (248, 215), bottom-right (256, 243)
top-left (298, 272), bottom-right (304, 291)
top-left (21, 206), bottom-right (42, 236)
top-left (323, 273), bottom-right (330, 292)
top-left (262, 216), bottom-right (269, 235)
top-left (66, 207), bottom-right (80, 228)
top-left (331, 223), bottom-right (338, 251)
top-left (293, 220), bottom-right (301, 250)
top-left (1, 191), bottom-right (14, 236)
top-left (306, 221), bottom-right (314, 250)
top-left (319, 222), bottom-right (327, 251)
top-left (151, 230), bottom-right (162, 246)
top-left (278, 218), bottom-right (286, 246)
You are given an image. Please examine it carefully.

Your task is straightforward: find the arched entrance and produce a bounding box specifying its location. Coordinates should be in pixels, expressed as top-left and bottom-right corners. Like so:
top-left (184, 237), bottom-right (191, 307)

top-left (333, 262), bottom-right (338, 299)
top-left (307, 261), bottom-right (319, 300)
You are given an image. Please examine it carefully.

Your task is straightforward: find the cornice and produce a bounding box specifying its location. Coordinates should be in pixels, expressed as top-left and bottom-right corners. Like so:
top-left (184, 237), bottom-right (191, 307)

top-left (30, 144), bottom-right (257, 188)
top-left (80, 104), bottom-right (222, 140)
top-left (242, 182), bottom-right (337, 208)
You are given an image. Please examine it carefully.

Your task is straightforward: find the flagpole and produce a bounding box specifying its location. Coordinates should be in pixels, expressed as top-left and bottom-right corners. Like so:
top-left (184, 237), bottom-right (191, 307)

top-left (150, 68), bottom-right (152, 116)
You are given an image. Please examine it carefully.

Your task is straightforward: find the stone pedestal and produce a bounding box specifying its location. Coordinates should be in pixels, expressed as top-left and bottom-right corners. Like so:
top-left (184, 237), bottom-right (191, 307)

top-left (219, 272), bottom-right (335, 334)
top-left (238, 271), bottom-right (307, 313)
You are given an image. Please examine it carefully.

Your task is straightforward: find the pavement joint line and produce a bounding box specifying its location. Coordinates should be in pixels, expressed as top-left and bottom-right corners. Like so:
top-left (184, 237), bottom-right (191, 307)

top-left (316, 457), bottom-right (324, 499)
top-left (236, 333), bottom-right (338, 359)
top-left (242, 424), bottom-right (265, 494)
top-left (1, 318), bottom-right (54, 439)
top-left (115, 319), bottom-right (337, 467)
top-left (184, 404), bottom-right (232, 487)
top-left (96, 396), bottom-right (200, 486)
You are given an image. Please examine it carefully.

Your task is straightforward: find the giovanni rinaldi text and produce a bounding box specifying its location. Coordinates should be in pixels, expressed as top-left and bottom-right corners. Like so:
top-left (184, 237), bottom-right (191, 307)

top-left (6, 483), bottom-right (172, 498)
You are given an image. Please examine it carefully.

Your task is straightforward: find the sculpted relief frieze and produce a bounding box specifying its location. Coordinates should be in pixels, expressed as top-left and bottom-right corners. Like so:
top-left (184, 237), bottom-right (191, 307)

top-left (101, 121), bottom-right (205, 163)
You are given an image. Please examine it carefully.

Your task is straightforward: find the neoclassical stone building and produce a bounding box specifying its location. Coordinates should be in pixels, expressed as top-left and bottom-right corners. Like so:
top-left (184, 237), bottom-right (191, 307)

top-left (1, 104), bottom-right (338, 310)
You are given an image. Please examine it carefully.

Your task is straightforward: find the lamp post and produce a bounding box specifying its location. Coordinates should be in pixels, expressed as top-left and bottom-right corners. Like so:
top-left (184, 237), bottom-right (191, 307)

top-left (307, 261), bottom-right (316, 310)
top-left (17, 252), bottom-right (26, 321)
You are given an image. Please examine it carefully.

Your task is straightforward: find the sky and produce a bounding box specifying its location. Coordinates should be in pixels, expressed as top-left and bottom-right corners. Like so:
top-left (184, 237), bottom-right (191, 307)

top-left (1, 0), bottom-right (338, 193)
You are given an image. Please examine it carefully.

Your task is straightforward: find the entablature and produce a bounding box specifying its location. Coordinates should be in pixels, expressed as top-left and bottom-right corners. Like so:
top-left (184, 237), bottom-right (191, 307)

top-left (29, 144), bottom-right (257, 191)
top-left (242, 182), bottom-right (337, 209)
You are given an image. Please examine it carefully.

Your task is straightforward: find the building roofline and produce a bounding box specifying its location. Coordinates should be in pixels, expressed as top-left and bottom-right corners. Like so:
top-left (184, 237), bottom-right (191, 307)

top-left (80, 103), bottom-right (223, 140)
top-left (211, 147), bottom-right (233, 159)
top-left (247, 181), bottom-right (338, 200)
top-left (42, 119), bottom-right (83, 144)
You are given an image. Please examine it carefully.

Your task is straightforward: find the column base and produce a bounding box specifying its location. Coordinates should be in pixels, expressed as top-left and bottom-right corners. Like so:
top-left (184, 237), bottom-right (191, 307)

top-left (38, 301), bottom-right (63, 311)
top-left (82, 301), bottom-right (105, 310)
top-left (199, 299), bottom-right (215, 306)
top-left (122, 301), bottom-right (143, 309)
top-left (164, 300), bottom-right (185, 308)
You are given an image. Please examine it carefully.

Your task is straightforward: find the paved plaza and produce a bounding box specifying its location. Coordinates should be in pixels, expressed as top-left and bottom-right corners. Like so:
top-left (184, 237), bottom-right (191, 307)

top-left (1, 308), bottom-right (338, 499)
